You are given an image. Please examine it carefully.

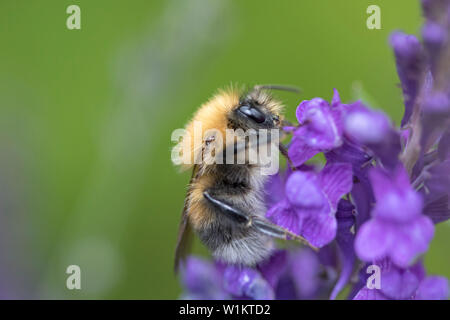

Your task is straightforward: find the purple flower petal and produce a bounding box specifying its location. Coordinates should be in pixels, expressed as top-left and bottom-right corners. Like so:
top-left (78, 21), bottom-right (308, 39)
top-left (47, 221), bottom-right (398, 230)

top-left (372, 186), bottom-right (423, 223)
top-left (258, 250), bottom-right (288, 289)
top-left (326, 139), bottom-right (371, 177)
top-left (355, 218), bottom-right (393, 262)
top-left (331, 88), bottom-right (341, 108)
top-left (351, 176), bottom-right (374, 229)
top-left (223, 266), bottom-right (255, 297)
top-left (380, 268), bottom-right (420, 300)
top-left (415, 276), bottom-right (449, 300)
top-left (265, 172), bottom-right (287, 209)
top-left (424, 160), bottom-right (450, 202)
top-left (298, 100), bottom-right (343, 149)
top-left (423, 91), bottom-right (450, 114)
top-left (266, 200), bottom-right (302, 235)
top-left (343, 103), bottom-right (401, 170)
top-left (353, 288), bottom-right (388, 300)
top-left (422, 21), bottom-right (447, 74)
top-left (244, 277), bottom-right (275, 300)
top-left (181, 256), bottom-right (227, 299)
top-left (295, 98), bottom-right (328, 124)
top-left (275, 274), bottom-right (298, 300)
top-left (288, 135), bottom-right (319, 167)
top-left (421, 92), bottom-right (450, 151)
top-left (409, 261), bottom-right (427, 282)
top-left (369, 166), bottom-right (423, 222)
top-left (285, 171), bottom-right (326, 209)
top-left (345, 108), bottom-right (391, 144)
top-left (290, 249), bottom-right (321, 299)
top-left (422, 22), bottom-right (447, 49)
top-left (291, 95), bottom-right (344, 162)
top-left (370, 130), bottom-right (402, 170)
top-left (389, 31), bottom-right (425, 126)
top-left (300, 206), bottom-right (337, 248)
top-left (319, 162), bottom-right (353, 210)
top-left (223, 265), bottom-right (274, 300)
top-left (330, 200), bottom-right (356, 300)
top-left (390, 216), bottom-right (434, 268)
top-left (326, 139), bottom-right (375, 228)
top-left (421, 0), bottom-right (450, 21)
top-left (423, 194), bottom-right (450, 224)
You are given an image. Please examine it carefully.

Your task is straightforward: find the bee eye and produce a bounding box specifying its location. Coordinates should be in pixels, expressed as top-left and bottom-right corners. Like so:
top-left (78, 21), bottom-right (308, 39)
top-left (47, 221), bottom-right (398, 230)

top-left (238, 105), bottom-right (266, 123)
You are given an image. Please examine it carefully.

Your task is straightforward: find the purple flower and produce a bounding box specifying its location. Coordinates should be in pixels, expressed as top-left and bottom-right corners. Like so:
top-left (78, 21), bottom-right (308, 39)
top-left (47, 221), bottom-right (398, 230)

top-left (420, 92), bottom-right (450, 149)
top-left (412, 134), bottom-right (450, 224)
top-left (288, 248), bottom-right (336, 299)
top-left (344, 106), bottom-right (391, 144)
top-left (415, 276), bottom-right (449, 300)
top-left (325, 137), bottom-right (371, 177)
top-left (389, 32), bottom-right (425, 126)
top-left (325, 138), bottom-right (374, 228)
top-left (354, 260), bottom-right (448, 300)
top-left (180, 256), bottom-right (229, 300)
top-left (380, 264), bottom-right (422, 299)
top-left (422, 21), bottom-right (447, 74)
top-left (271, 248), bottom-right (336, 300)
top-left (329, 199), bottom-right (356, 300)
top-left (423, 195), bottom-right (450, 224)
top-left (355, 165), bottom-right (434, 268)
top-left (418, 0), bottom-right (450, 155)
top-left (422, 21), bottom-right (447, 49)
top-left (423, 91), bottom-right (450, 114)
top-left (266, 162), bottom-right (353, 248)
top-left (421, 0), bottom-right (450, 21)
top-left (180, 249), bottom-right (337, 300)
top-left (344, 102), bottom-right (401, 170)
top-left (223, 265), bottom-right (274, 300)
top-left (419, 159), bottom-right (450, 223)
top-left (180, 255), bottom-right (275, 300)
top-left (423, 160), bottom-right (450, 201)
top-left (288, 90), bottom-right (344, 167)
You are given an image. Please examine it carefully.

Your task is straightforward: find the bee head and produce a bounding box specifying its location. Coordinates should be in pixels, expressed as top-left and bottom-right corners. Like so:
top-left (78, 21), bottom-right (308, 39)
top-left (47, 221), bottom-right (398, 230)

top-left (229, 87), bottom-right (284, 131)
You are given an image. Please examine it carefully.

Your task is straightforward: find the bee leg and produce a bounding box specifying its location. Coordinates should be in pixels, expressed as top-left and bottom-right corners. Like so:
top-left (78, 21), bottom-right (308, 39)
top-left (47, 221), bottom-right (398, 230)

top-left (203, 191), bottom-right (249, 224)
top-left (278, 143), bottom-right (289, 159)
top-left (279, 143), bottom-right (296, 170)
top-left (252, 217), bottom-right (318, 251)
top-left (203, 190), bottom-right (318, 251)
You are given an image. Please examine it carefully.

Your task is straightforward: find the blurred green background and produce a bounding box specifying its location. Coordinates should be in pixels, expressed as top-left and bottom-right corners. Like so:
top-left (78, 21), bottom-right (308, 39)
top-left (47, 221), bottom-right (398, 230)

top-left (0, 0), bottom-right (448, 299)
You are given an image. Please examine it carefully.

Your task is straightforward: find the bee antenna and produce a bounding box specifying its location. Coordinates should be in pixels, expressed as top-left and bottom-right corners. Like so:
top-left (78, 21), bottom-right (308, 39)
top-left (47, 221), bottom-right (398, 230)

top-left (252, 84), bottom-right (301, 94)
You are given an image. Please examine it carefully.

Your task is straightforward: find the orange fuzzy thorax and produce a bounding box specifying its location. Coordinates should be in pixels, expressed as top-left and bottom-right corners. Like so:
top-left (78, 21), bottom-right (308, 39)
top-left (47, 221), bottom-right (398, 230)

top-left (179, 88), bottom-right (240, 170)
top-left (178, 87), bottom-right (284, 171)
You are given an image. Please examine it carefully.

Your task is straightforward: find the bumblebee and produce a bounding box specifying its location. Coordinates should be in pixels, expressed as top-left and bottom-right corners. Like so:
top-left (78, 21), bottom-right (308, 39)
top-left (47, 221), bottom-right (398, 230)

top-left (174, 85), bottom-right (314, 272)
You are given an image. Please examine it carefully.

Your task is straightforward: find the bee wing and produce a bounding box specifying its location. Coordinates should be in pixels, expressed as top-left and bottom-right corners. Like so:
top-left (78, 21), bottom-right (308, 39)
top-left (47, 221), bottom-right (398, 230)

top-left (174, 202), bottom-right (193, 274)
top-left (174, 165), bottom-right (198, 274)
